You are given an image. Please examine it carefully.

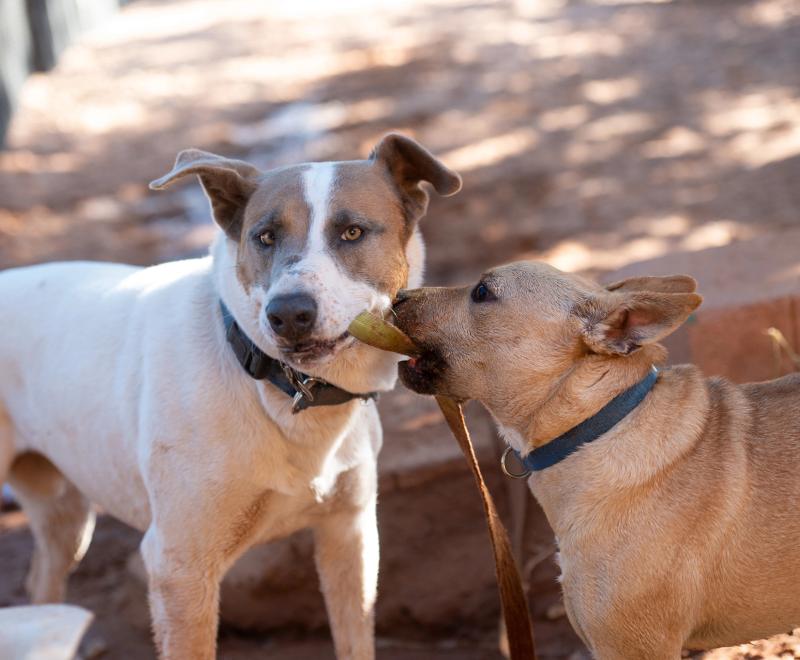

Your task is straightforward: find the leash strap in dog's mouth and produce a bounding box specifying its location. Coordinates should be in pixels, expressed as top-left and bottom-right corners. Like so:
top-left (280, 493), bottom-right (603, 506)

top-left (436, 396), bottom-right (538, 660)
top-left (219, 301), bottom-right (377, 413)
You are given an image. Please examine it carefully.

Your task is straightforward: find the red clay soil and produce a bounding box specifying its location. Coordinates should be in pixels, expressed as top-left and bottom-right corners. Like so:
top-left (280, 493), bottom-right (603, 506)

top-left (1, 0), bottom-right (799, 658)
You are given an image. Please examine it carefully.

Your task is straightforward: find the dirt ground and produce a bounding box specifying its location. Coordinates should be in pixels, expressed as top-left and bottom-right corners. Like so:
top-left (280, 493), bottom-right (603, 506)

top-left (1, 0), bottom-right (800, 658)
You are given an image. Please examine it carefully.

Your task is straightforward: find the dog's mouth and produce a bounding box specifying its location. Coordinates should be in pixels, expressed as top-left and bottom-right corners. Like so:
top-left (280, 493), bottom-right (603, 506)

top-left (391, 295), bottom-right (448, 395)
top-left (280, 331), bottom-right (353, 365)
top-left (398, 348), bottom-right (448, 395)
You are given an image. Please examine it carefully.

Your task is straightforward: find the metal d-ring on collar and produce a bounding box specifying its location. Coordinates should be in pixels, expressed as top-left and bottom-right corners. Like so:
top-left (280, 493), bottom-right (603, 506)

top-left (500, 366), bottom-right (660, 477)
top-left (501, 446), bottom-right (532, 479)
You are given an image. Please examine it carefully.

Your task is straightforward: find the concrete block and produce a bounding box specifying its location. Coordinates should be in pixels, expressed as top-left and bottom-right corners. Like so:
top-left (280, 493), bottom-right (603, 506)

top-left (606, 228), bottom-right (800, 383)
top-left (0, 604), bottom-right (93, 660)
top-left (687, 297), bottom-right (796, 384)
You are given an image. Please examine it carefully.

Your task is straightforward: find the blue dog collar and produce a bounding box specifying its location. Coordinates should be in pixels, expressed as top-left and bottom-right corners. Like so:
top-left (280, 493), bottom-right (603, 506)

top-left (503, 367), bottom-right (659, 476)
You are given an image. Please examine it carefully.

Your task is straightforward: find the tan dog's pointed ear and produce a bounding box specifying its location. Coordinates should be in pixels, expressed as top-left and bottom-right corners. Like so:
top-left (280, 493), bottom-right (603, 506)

top-left (370, 133), bottom-right (462, 222)
top-left (605, 274), bottom-right (698, 294)
top-left (149, 149), bottom-right (260, 239)
top-left (581, 289), bottom-right (702, 356)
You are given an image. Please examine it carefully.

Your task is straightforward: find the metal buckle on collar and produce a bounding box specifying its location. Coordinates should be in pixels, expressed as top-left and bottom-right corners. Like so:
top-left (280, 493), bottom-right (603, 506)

top-left (500, 446), bottom-right (532, 479)
top-left (281, 364), bottom-right (318, 397)
top-left (281, 364), bottom-right (323, 413)
top-left (291, 378), bottom-right (322, 413)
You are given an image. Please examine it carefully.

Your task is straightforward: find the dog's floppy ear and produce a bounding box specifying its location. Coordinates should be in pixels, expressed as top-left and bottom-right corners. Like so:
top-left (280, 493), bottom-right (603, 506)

top-left (371, 133), bottom-right (462, 222)
top-left (581, 288), bottom-right (702, 356)
top-left (605, 274), bottom-right (698, 294)
top-left (149, 149), bottom-right (260, 239)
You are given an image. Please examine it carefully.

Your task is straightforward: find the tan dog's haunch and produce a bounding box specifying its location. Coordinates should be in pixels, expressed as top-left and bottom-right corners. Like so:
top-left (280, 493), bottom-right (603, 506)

top-left (393, 261), bottom-right (800, 659)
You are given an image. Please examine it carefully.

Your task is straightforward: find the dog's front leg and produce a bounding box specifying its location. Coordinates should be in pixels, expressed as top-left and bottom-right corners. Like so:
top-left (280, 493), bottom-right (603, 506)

top-left (140, 525), bottom-right (221, 660)
top-left (314, 496), bottom-right (379, 660)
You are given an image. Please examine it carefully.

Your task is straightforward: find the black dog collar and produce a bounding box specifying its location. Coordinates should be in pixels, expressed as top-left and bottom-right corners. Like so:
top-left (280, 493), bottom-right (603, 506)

top-left (220, 302), bottom-right (376, 414)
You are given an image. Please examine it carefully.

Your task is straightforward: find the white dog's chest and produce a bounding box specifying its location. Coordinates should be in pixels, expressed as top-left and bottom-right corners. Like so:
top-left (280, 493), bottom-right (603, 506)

top-left (0, 256), bottom-right (380, 533)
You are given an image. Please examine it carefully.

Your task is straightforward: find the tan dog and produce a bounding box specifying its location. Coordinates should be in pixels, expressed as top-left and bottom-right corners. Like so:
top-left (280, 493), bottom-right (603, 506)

top-left (393, 260), bottom-right (800, 659)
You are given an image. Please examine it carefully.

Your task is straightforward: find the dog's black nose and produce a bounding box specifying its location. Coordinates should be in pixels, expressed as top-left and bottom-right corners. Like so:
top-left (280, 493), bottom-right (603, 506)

top-left (266, 294), bottom-right (317, 341)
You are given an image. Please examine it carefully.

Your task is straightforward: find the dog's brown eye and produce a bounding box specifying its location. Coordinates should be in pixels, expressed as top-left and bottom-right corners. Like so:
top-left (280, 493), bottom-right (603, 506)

top-left (260, 230), bottom-right (276, 246)
top-left (471, 281), bottom-right (495, 303)
top-left (341, 226), bottom-right (364, 242)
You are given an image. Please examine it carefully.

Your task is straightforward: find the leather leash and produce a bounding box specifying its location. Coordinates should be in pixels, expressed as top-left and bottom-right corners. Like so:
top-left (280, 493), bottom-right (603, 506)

top-left (435, 396), bottom-right (537, 660)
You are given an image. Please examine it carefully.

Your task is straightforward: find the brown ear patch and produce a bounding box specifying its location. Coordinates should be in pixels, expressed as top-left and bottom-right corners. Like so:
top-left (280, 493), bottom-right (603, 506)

top-left (149, 149), bottom-right (261, 239)
top-left (605, 274), bottom-right (698, 294)
top-left (371, 133), bottom-right (461, 222)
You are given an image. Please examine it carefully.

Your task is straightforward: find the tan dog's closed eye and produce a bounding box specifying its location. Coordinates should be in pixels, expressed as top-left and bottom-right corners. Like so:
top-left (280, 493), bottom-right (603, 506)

top-left (394, 260), bottom-right (800, 659)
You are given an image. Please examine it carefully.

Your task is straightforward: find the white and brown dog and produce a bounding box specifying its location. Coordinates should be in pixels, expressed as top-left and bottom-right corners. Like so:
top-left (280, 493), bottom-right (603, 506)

top-left (0, 135), bottom-right (460, 659)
